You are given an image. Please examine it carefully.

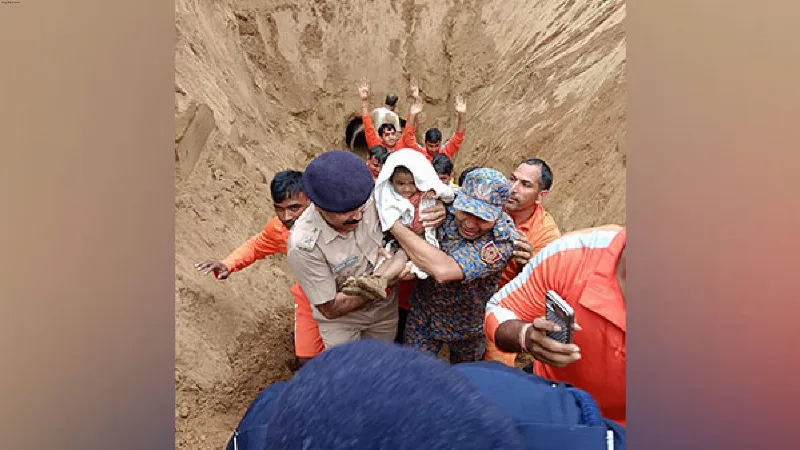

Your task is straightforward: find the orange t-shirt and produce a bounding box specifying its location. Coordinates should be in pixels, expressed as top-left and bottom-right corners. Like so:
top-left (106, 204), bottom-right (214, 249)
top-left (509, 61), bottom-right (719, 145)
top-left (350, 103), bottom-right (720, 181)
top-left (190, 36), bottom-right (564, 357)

top-left (400, 113), bottom-right (465, 162)
top-left (485, 226), bottom-right (627, 426)
top-left (500, 204), bottom-right (561, 286)
top-left (363, 111), bottom-right (464, 162)
top-left (221, 216), bottom-right (290, 272)
top-left (363, 112), bottom-right (401, 152)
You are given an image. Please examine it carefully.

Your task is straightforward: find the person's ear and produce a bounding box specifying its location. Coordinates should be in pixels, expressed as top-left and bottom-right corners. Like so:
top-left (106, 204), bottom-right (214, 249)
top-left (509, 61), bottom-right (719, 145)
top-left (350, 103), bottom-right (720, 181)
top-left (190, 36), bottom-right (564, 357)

top-left (537, 189), bottom-right (550, 203)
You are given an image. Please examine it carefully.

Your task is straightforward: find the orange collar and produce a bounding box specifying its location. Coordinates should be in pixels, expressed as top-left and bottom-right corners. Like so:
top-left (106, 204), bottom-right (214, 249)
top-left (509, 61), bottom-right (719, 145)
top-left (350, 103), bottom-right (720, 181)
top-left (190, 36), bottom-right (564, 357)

top-left (510, 203), bottom-right (544, 232)
top-left (578, 229), bottom-right (627, 332)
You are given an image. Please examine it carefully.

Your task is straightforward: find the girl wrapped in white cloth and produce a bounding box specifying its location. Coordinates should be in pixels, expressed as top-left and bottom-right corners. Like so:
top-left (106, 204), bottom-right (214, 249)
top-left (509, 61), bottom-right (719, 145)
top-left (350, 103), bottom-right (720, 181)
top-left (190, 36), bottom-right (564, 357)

top-left (373, 148), bottom-right (456, 279)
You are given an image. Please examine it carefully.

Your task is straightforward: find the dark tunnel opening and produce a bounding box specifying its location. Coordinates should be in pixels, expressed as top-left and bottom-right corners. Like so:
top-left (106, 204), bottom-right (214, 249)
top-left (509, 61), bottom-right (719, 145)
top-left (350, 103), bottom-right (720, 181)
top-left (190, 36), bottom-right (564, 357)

top-left (345, 117), bottom-right (367, 157)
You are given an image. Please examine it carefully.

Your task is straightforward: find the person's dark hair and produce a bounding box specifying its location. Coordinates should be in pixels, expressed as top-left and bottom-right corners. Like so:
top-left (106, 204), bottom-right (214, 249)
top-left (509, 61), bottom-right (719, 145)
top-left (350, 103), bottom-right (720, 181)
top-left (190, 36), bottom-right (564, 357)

top-left (520, 158), bottom-right (554, 191)
top-left (458, 166), bottom-right (481, 186)
top-left (390, 165), bottom-right (413, 183)
top-left (378, 123), bottom-right (397, 137)
top-left (424, 128), bottom-right (443, 143)
top-left (368, 145), bottom-right (391, 165)
top-left (385, 94), bottom-right (399, 107)
top-left (432, 153), bottom-right (454, 176)
top-left (271, 170), bottom-right (304, 203)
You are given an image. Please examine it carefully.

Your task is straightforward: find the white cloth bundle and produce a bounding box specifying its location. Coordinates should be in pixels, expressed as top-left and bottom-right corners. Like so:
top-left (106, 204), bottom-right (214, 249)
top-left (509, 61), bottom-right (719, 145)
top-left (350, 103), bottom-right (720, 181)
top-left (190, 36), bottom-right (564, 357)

top-left (374, 149), bottom-right (455, 279)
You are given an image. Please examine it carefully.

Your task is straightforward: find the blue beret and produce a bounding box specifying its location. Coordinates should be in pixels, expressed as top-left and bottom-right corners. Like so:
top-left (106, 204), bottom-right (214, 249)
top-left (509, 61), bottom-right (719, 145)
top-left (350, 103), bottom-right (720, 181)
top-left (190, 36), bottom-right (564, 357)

top-left (261, 340), bottom-right (525, 450)
top-left (302, 150), bottom-right (375, 213)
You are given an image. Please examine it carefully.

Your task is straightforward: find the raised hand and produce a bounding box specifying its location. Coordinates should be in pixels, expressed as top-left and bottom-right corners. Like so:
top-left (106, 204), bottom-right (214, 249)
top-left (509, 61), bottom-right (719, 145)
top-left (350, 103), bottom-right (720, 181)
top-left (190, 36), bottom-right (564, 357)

top-left (409, 78), bottom-right (420, 99)
top-left (409, 96), bottom-right (424, 116)
top-left (358, 78), bottom-right (371, 101)
top-left (454, 94), bottom-right (467, 114)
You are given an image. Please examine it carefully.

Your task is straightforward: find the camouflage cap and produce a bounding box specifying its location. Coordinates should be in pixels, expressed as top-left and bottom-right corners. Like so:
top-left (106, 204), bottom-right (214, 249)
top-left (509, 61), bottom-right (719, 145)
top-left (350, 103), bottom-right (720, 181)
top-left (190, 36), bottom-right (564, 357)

top-left (453, 168), bottom-right (511, 222)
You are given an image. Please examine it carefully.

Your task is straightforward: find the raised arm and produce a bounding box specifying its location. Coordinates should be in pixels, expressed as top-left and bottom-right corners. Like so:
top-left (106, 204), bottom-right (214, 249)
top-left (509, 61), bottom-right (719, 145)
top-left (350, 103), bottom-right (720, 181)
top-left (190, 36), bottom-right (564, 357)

top-left (441, 95), bottom-right (467, 159)
top-left (359, 78), bottom-right (372, 116)
top-left (358, 78), bottom-right (382, 149)
top-left (454, 94), bottom-right (466, 133)
top-left (400, 79), bottom-right (424, 150)
top-left (400, 97), bottom-right (424, 150)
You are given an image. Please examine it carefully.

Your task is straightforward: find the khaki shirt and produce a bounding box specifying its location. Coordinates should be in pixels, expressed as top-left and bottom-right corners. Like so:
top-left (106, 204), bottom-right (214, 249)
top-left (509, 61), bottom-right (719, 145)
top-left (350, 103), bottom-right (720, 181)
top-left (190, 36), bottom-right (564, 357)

top-left (287, 196), bottom-right (394, 324)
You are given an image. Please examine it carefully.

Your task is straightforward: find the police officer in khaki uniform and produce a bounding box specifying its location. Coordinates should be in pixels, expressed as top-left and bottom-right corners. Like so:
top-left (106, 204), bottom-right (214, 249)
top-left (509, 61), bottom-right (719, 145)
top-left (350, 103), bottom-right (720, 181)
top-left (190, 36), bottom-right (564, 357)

top-left (287, 150), bottom-right (445, 350)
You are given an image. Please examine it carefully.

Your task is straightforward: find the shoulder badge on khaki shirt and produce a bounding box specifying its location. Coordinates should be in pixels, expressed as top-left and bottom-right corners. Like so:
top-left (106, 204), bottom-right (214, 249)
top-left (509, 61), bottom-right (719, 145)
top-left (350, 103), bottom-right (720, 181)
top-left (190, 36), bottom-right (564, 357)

top-left (296, 227), bottom-right (320, 252)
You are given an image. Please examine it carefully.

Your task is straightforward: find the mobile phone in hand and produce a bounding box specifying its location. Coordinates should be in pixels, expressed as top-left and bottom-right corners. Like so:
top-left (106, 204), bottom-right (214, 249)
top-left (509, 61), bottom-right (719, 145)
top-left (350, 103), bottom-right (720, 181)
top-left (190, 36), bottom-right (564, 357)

top-left (545, 290), bottom-right (575, 344)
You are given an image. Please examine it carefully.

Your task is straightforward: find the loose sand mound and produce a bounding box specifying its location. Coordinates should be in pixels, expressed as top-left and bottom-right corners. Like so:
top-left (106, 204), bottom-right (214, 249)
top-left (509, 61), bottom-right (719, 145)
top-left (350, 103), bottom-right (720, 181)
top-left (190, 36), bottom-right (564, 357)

top-left (174, 0), bottom-right (626, 447)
